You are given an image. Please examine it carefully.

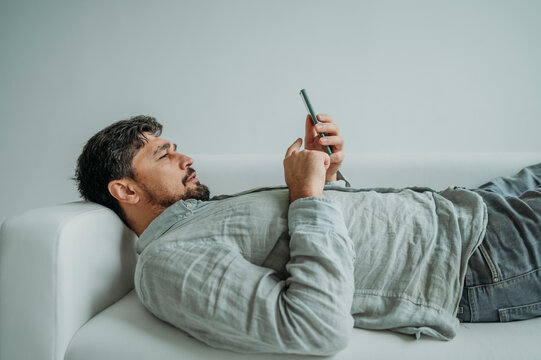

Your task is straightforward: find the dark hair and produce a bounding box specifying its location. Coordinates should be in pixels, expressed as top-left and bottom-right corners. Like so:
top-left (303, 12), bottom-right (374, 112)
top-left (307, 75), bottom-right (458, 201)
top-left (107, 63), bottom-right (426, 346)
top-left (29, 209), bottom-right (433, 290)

top-left (75, 115), bottom-right (163, 224)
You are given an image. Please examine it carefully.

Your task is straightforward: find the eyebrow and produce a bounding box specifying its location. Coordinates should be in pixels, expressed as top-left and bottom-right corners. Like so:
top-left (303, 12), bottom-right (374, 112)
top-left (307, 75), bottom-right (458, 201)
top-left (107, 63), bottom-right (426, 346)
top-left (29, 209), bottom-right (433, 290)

top-left (152, 143), bottom-right (177, 157)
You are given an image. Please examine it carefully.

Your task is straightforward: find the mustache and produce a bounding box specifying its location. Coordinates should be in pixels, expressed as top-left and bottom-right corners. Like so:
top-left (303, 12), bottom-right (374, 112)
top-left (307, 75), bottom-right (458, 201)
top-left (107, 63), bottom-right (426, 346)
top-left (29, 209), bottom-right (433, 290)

top-left (182, 167), bottom-right (196, 185)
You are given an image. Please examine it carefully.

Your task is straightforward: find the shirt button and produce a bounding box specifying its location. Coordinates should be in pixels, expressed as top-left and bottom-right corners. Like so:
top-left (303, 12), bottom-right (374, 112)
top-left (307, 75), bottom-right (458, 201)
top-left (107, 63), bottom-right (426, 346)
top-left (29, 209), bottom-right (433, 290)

top-left (186, 203), bottom-right (193, 209)
top-left (185, 211), bottom-right (192, 216)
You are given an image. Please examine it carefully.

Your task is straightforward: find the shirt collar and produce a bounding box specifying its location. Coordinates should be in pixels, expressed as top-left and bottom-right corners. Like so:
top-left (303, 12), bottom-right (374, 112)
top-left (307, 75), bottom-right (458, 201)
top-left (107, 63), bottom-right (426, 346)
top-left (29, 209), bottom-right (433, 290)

top-left (136, 199), bottom-right (211, 254)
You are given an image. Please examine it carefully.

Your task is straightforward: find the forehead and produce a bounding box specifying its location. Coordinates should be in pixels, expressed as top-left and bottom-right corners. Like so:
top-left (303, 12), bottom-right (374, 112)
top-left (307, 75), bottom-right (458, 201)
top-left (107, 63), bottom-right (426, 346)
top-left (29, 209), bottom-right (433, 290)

top-left (134, 134), bottom-right (169, 158)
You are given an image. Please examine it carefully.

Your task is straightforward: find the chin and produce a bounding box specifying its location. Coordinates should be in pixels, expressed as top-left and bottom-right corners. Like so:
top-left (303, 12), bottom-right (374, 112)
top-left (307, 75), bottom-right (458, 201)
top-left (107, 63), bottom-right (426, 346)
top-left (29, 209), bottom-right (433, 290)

top-left (184, 183), bottom-right (210, 202)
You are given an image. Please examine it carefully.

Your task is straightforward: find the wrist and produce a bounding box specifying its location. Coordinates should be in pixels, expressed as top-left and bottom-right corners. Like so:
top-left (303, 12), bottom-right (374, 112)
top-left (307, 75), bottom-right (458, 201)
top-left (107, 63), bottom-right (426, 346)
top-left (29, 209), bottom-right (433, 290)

top-left (325, 173), bottom-right (338, 182)
top-left (289, 187), bottom-right (323, 203)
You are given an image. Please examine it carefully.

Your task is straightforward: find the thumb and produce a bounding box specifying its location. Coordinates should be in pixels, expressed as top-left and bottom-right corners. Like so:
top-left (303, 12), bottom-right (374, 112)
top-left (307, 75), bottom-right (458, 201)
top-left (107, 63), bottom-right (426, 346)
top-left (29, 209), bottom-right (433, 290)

top-left (285, 138), bottom-right (302, 157)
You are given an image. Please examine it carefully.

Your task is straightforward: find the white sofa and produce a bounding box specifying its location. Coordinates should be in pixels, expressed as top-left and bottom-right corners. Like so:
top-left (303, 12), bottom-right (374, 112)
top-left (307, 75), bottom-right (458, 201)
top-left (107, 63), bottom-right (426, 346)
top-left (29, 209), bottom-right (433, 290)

top-left (1, 153), bottom-right (541, 360)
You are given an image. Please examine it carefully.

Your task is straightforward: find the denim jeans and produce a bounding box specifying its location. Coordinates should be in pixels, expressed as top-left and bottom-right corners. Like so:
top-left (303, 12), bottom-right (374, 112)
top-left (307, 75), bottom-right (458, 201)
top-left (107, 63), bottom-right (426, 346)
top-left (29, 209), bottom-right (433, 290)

top-left (457, 162), bottom-right (541, 322)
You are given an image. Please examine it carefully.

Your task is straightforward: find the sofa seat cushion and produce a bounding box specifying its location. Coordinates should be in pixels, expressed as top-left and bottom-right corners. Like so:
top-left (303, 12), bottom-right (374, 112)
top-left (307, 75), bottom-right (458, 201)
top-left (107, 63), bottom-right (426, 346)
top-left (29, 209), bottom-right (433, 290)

top-left (65, 291), bottom-right (541, 359)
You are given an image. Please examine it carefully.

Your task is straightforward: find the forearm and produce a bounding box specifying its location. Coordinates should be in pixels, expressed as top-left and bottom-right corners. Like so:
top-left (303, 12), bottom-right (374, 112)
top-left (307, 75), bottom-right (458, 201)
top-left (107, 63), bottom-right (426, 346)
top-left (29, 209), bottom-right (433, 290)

top-left (287, 197), bottom-right (356, 313)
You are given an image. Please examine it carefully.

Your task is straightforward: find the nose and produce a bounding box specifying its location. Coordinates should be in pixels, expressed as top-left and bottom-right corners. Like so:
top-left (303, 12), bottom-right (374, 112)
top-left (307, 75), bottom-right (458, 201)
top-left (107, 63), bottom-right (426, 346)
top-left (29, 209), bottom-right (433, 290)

top-left (179, 154), bottom-right (193, 170)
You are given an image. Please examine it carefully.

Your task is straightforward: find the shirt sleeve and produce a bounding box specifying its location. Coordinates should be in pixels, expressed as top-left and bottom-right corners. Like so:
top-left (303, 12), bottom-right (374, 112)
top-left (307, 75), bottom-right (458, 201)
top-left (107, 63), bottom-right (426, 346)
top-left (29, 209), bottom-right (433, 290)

top-left (134, 197), bottom-right (355, 355)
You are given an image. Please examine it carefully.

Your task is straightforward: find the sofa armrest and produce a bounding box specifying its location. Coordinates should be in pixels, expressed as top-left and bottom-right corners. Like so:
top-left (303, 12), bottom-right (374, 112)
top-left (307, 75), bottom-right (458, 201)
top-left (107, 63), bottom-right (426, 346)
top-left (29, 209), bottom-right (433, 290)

top-left (0, 201), bottom-right (137, 360)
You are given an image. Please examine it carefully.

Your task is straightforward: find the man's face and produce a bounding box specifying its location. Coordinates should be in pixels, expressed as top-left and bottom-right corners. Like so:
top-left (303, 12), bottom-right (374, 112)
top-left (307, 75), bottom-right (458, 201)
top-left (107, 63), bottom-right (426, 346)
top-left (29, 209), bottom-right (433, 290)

top-left (131, 133), bottom-right (209, 209)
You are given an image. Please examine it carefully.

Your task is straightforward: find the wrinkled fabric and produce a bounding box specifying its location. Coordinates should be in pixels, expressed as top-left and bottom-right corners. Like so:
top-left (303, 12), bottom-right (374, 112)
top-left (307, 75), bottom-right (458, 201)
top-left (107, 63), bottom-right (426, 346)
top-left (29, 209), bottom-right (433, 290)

top-left (458, 162), bottom-right (541, 323)
top-left (135, 182), bottom-right (487, 354)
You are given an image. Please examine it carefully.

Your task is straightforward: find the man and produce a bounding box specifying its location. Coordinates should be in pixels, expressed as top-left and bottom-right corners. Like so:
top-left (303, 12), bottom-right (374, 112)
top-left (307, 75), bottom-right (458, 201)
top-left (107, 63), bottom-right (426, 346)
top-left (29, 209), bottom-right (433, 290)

top-left (75, 115), bottom-right (541, 355)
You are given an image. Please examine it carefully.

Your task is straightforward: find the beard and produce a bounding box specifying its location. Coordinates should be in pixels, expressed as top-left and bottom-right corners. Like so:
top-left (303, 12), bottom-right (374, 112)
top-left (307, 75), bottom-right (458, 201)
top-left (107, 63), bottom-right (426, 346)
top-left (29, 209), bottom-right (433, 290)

top-left (141, 167), bottom-right (210, 209)
top-left (181, 167), bottom-right (210, 201)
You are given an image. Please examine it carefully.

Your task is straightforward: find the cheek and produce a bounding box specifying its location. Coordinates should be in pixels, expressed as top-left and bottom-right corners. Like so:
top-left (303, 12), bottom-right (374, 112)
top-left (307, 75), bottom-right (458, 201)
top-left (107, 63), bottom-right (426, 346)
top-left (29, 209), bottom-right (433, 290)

top-left (148, 172), bottom-right (181, 191)
top-left (159, 168), bottom-right (182, 183)
top-left (167, 173), bottom-right (185, 190)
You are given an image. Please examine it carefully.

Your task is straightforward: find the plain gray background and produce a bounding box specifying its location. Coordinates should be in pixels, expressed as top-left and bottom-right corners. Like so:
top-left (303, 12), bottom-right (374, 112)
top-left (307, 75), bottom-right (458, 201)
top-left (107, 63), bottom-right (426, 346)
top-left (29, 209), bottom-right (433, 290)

top-left (1, 0), bottom-right (540, 225)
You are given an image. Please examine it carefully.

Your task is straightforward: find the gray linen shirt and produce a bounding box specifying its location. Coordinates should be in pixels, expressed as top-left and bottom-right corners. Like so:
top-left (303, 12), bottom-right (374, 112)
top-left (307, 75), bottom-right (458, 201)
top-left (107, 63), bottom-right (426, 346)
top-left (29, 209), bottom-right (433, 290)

top-left (134, 182), bottom-right (487, 355)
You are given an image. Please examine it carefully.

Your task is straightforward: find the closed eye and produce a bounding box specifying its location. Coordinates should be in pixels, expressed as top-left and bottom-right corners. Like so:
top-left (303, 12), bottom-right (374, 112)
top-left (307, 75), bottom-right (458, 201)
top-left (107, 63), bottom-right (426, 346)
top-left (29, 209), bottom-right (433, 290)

top-left (154, 142), bottom-right (178, 160)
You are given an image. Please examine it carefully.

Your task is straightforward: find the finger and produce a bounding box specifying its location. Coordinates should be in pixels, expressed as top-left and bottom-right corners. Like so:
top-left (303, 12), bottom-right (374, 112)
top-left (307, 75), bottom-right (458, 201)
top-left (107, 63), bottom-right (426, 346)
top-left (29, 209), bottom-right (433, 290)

top-left (305, 115), bottom-right (317, 138)
top-left (319, 135), bottom-right (344, 151)
top-left (330, 149), bottom-right (345, 163)
top-left (285, 138), bottom-right (302, 157)
top-left (309, 149), bottom-right (331, 167)
top-left (322, 153), bottom-right (331, 169)
top-left (314, 122), bottom-right (339, 135)
top-left (316, 114), bottom-right (334, 123)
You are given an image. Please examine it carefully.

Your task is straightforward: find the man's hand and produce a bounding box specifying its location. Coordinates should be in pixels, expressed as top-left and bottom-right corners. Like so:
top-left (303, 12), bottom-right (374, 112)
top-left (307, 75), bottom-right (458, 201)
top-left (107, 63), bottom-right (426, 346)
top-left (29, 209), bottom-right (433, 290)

top-left (304, 114), bottom-right (345, 182)
top-left (283, 138), bottom-right (330, 203)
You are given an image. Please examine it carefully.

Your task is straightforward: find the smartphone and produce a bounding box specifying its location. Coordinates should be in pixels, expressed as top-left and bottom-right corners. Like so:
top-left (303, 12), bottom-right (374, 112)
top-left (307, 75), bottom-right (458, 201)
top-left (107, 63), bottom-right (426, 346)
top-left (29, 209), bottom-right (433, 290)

top-left (299, 89), bottom-right (333, 155)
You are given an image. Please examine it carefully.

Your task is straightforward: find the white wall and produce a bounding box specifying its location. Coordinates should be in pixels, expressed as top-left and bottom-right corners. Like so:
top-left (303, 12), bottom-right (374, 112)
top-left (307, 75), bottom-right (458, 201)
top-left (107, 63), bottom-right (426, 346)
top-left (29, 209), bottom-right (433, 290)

top-left (1, 0), bottom-right (540, 224)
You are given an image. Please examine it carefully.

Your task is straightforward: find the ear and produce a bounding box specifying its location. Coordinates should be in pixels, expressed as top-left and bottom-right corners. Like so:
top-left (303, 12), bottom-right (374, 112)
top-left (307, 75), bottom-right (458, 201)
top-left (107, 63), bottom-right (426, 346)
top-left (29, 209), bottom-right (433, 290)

top-left (108, 179), bottom-right (139, 205)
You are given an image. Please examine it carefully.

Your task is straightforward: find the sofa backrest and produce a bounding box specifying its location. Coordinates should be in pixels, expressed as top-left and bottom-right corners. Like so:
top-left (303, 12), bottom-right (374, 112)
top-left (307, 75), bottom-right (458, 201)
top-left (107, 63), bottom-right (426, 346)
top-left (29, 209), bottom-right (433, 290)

top-left (194, 152), bottom-right (541, 195)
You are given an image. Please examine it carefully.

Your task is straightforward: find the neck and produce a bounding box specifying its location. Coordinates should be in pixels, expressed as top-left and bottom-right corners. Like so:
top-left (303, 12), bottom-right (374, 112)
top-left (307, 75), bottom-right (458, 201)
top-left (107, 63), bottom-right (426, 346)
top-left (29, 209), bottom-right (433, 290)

top-left (125, 204), bottom-right (167, 237)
